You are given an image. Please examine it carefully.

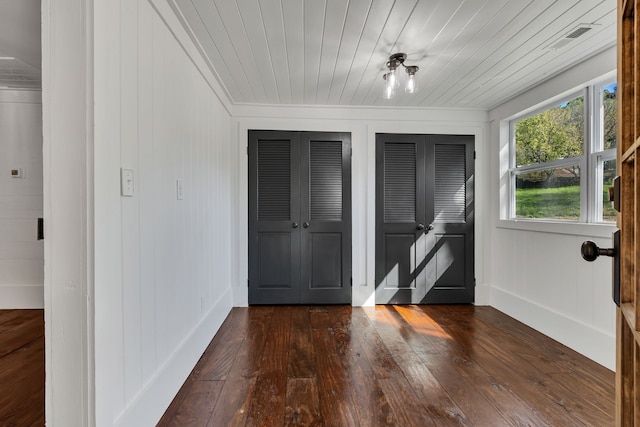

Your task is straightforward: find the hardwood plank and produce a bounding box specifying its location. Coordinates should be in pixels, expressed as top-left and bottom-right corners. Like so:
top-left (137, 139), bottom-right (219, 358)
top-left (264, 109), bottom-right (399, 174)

top-left (0, 310), bottom-right (44, 426)
top-left (0, 336), bottom-right (45, 426)
top-left (287, 306), bottom-right (315, 378)
top-left (246, 306), bottom-right (292, 426)
top-left (207, 377), bottom-right (256, 427)
top-left (341, 308), bottom-right (398, 426)
top-left (163, 380), bottom-right (224, 427)
top-left (283, 378), bottom-right (321, 426)
top-left (172, 309), bottom-right (246, 384)
top-left (205, 307), bottom-right (274, 427)
top-left (309, 308), bottom-right (360, 426)
top-left (0, 309), bottom-right (43, 358)
top-left (193, 337), bottom-right (243, 381)
top-left (378, 377), bottom-right (439, 427)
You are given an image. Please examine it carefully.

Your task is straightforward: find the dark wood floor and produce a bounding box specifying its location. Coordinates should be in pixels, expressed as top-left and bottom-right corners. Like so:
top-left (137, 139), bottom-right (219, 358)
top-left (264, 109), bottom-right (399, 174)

top-left (158, 305), bottom-right (614, 426)
top-left (0, 309), bottom-right (45, 426)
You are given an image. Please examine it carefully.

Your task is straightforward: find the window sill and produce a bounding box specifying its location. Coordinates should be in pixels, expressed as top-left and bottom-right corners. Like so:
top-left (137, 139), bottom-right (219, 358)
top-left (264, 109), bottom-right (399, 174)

top-left (497, 218), bottom-right (617, 238)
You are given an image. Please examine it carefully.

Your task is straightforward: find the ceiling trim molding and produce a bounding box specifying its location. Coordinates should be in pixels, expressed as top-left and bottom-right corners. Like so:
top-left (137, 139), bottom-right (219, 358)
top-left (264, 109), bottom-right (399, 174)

top-left (231, 102), bottom-right (488, 123)
top-left (0, 89), bottom-right (41, 103)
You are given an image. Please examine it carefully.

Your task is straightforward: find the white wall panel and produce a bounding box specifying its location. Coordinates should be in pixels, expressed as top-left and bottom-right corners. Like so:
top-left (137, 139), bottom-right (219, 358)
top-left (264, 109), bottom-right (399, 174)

top-left (488, 48), bottom-right (617, 369)
top-left (0, 91), bottom-right (43, 308)
top-left (93, 0), bottom-right (234, 425)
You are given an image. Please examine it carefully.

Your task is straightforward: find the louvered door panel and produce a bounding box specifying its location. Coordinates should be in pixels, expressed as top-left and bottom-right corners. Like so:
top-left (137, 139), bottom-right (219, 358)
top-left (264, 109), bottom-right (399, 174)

top-left (434, 144), bottom-right (466, 223)
top-left (257, 140), bottom-right (291, 221)
top-left (310, 141), bottom-right (342, 221)
top-left (384, 143), bottom-right (417, 222)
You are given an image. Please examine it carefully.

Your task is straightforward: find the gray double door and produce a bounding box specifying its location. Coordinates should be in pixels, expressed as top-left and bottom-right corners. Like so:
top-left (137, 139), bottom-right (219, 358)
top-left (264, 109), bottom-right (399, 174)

top-left (248, 130), bottom-right (351, 305)
top-left (375, 134), bottom-right (475, 304)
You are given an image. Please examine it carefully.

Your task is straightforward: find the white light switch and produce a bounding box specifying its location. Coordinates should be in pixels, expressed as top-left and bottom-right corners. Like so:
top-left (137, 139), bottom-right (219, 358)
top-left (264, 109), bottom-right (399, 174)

top-left (176, 179), bottom-right (184, 200)
top-left (10, 168), bottom-right (24, 178)
top-left (121, 168), bottom-right (134, 197)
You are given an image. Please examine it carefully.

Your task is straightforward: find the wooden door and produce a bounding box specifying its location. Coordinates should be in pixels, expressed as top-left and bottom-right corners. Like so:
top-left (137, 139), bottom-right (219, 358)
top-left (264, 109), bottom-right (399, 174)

top-left (248, 130), bottom-right (352, 305)
top-left (375, 133), bottom-right (474, 304)
top-left (617, 1), bottom-right (640, 423)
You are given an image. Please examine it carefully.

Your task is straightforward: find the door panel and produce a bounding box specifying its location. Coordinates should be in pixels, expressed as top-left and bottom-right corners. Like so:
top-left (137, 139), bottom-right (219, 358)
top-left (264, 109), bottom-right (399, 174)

top-left (434, 144), bottom-right (467, 223)
top-left (300, 132), bottom-right (352, 304)
top-left (376, 135), bottom-right (427, 303)
top-left (383, 142), bottom-right (420, 222)
top-left (249, 131), bottom-right (300, 304)
top-left (434, 235), bottom-right (466, 288)
top-left (310, 233), bottom-right (342, 288)
top-left (249, 130), bottom-right (351, 305)
top-left (427, 135), bottom-right (475, 303)
top-left (376, 133), bottom-right (474, 304)
top-left (384, 234), bottom-right (418, 289)
top-left (258, 233), bottom-right (292, 287)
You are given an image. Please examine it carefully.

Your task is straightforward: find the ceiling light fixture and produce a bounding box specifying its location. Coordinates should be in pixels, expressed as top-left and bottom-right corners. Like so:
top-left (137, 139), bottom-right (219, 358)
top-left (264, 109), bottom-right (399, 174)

top-left (383, 53), bottom-right (419, 99)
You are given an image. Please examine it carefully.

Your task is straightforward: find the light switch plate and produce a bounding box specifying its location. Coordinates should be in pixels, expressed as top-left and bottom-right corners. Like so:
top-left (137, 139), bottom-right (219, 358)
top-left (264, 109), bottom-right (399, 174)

top-left (121, 168), bottom-right (134, 196)
top-left (10, 168), bottom-right (23, 178)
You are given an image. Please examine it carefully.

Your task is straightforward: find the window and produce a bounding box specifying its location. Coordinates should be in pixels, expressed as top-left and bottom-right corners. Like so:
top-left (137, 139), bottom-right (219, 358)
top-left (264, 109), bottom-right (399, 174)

top-left (509, 79), bottom-right (617, 222)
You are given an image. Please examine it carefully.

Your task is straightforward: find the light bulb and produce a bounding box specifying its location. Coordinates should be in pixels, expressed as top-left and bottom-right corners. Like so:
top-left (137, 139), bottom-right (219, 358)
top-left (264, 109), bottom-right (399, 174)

top-left (383, 79), bottom-right (395, 99)
top-left (383, 73), bottom-right (396, 99)
top-left (387, 69), bottom-right (397, 88)
top-left (405, 66), bottom-right (418, 94)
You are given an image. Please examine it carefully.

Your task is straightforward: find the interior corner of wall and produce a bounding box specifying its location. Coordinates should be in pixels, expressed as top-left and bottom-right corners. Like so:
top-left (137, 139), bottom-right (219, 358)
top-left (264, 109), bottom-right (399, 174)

top-left (233, 281), bottom-right (248, 307)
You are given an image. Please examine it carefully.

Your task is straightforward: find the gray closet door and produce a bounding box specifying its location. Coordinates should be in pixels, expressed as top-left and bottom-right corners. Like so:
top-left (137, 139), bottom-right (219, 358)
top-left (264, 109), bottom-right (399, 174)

top-left (299, 132), bottom-right (352, 304)
top-left (249, 130), bottom-right (351, 305)
top-left (248, 131), bottom-right (301, 304)
top-left (375, 134), bottom-right (474, 304)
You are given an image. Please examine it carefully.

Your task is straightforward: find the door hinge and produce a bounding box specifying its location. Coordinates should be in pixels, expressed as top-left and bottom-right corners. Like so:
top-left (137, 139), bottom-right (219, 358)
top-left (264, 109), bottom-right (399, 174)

top-left (350, 277), bottom-right (353, 287)
top-left (350, 148), bottom-right (353, 157)
top-left (247, 279), bottom-right (250, 288)
top-left (37, 217), bottom-right (44, 240)
top-left (473, 150), bottom-right (476, 160)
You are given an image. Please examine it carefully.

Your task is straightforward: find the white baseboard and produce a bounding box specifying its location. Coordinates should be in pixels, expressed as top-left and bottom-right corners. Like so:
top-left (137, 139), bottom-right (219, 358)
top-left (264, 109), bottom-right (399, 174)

top-left (490, 286), bottom-right (615, 370)
top-left (115, 287), bottom-right (233, 427)
top-left (474, 282), bottom-right (491, 306)
top-left (0, 284), bottom-right (44, 308)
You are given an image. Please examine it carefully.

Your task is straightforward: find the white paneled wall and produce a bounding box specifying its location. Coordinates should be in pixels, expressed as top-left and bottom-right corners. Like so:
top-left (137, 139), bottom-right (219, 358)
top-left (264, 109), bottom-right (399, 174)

top-left (489, 226), bottom-right (616, 368)
top-left (488, 47), bottom-right (617, 369)
top-left (0, 90), bottom-right (43, 308)
top-left (93, 1), bottom-right (233, 425)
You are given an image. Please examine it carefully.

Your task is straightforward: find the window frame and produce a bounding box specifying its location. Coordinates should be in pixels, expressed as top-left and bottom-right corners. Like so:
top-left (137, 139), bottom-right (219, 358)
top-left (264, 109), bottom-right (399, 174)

top-left (507, 78), bottom-right (616, 224)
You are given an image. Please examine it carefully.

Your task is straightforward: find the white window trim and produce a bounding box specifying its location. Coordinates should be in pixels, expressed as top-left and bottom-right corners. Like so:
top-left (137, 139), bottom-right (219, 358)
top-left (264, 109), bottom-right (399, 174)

top-left (506, 78), bottom-right (616, 224)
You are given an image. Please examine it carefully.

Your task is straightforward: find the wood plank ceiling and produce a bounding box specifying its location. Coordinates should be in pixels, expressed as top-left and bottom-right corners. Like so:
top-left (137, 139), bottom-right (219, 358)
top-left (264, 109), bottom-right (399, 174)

top-left (171, 0), bottom-right (616, 110)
